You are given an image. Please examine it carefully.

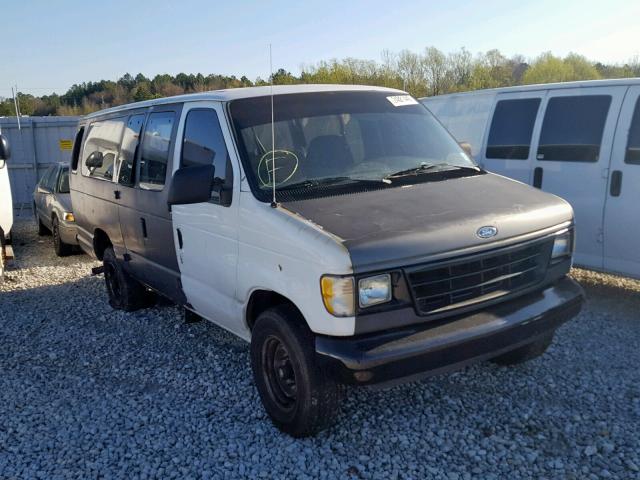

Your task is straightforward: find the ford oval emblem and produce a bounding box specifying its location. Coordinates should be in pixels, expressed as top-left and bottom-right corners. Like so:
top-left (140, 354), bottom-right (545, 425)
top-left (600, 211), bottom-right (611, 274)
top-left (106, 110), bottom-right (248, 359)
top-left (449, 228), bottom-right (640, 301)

top-left (477, 226), bottom-right (498, 239)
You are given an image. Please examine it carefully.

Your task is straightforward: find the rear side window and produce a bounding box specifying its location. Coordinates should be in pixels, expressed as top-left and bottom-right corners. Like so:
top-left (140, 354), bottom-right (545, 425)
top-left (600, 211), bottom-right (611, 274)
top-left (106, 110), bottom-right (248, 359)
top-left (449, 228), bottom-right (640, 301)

top-left (139, 112), bottom-right (175, 190)
top-left (625, 98), bottom-right (640, 165)
top-left (82, 118), bottom-right (126, 180)
top-left (537, 95), bottom-right (611, 162)
top-left (181, 109), bottom-right (233, 204)
top-left (486, 98), bottom-right (540, 159)
top-left (117, 114), bottom-right (146, 186)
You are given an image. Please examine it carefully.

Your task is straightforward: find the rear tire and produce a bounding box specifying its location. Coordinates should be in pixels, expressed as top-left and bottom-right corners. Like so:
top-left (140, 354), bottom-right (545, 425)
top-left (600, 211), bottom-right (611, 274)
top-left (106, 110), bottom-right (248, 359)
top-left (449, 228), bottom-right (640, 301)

top-left (490, 332), bottom-right (554, 366)
top-left (102, 247), bottom-right (149, 311)
top-left (52, 217), bottom-right (73, 257)
top-left (250, 305), bottom-right (341, 437)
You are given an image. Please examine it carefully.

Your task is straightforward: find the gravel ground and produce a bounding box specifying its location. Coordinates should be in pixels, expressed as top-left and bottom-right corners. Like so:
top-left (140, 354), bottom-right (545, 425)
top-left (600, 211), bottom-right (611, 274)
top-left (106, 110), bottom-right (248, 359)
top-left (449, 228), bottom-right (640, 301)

top-left (1, 218), bottom-right (639, 479)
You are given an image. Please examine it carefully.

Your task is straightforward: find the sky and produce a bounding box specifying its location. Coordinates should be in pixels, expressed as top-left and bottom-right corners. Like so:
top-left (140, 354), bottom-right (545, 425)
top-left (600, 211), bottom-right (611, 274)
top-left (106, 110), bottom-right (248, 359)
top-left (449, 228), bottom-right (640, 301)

top-left (2, 0), bottom-right (639, 97)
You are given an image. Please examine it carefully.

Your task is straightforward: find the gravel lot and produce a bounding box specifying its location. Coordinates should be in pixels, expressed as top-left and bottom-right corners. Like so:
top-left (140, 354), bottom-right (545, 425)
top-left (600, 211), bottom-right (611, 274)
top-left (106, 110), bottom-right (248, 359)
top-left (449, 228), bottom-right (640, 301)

top-left (1, 218), bottom-right (639, 479)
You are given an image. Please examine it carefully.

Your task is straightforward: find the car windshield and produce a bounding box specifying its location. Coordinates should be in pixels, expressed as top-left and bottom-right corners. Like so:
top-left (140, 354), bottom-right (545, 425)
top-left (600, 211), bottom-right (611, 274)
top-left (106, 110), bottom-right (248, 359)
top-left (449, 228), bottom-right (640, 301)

top-left (229, 91), bottom-right (477, 201)
top-left (59, 168), bottom-right (70, 193)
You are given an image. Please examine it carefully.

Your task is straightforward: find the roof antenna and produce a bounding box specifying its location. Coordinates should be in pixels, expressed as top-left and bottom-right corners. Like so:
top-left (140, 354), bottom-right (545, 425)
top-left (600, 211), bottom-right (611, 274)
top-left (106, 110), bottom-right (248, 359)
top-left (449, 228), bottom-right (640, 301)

top-left (269, 44), bottom-right (277, 208)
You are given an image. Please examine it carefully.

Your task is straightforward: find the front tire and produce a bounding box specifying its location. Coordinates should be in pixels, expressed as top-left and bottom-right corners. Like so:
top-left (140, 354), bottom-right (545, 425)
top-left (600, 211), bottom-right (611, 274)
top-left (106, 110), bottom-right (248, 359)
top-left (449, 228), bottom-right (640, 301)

top-left (37, 215), bottom-right (48, 236)
top-left (52, 217), bottom-right (73, 257)
top-left (103, 247), bottom-right (150, 311)
top-left (250, 305), bottom-right (341, 437)
top-left (490, 332), bottom-right (554, 366)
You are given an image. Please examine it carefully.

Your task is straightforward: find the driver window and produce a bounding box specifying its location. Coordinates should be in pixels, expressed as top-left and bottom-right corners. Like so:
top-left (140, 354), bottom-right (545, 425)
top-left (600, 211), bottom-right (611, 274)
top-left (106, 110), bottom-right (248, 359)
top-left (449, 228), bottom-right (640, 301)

top-left (181, 109), bottom-right (233, 205)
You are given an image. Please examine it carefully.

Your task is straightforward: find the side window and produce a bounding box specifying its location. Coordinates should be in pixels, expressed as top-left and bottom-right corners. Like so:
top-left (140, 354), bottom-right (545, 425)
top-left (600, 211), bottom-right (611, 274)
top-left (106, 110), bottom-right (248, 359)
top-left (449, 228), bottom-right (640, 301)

top-left (82, 118), bottom-right (126, 180)
top-left (625, 98), bottom-right (640, 165)
top-left (71, 127), bottom-right (85, 172)
top-left (486, 98), bottom-right (541, 160)
top-left (139, 112), bottom-right (175, 190)
top-left (537, 95), bottom-right (611, 162)
top-left (181, 109), bottom-right (233, 204)
top-left (117, 114), bottom-right (146, 186)
top-left (58, 168), bottom-right (70, 193)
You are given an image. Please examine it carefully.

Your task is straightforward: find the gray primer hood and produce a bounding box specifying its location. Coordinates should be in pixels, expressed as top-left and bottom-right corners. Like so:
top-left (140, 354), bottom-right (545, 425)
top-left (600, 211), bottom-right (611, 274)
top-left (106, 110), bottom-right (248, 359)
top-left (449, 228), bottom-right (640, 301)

top-left (282, 173), bottom-right (573, 273)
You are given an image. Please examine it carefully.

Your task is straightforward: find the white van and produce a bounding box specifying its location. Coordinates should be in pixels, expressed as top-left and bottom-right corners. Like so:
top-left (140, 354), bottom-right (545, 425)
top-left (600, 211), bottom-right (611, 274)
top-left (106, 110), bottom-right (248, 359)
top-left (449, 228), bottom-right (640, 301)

top-left (421, 78), bottom-right (640, 279)
top-left (70, 85), bottom-right (583, 437)
top-left (0, 131), bottom-right (13, 277)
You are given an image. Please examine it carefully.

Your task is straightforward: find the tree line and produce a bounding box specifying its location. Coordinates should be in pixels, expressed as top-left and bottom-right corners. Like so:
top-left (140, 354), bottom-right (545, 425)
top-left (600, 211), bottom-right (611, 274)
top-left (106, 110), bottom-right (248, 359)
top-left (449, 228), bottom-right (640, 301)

top-left (2, 47), bottom-right (639, 117)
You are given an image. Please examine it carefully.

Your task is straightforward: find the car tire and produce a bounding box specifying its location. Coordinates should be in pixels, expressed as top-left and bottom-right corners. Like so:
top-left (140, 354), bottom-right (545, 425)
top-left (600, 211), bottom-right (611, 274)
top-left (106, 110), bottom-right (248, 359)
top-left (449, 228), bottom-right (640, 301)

top-left (490, 332), bottom-right (554, 366)
top-left (52, 217), bottom-right (73, 257)
top-left (102, 246), bottom-right (149, 311)
top-left (250, 305), bottom-right (342, 438)
top-left (37, 216), bottom-right (48, 236)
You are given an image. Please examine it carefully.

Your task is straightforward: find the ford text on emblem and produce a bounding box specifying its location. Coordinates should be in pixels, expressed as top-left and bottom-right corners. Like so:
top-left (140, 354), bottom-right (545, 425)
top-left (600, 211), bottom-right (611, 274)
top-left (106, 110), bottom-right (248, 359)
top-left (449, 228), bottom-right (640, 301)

top-left (477, 226), bottom-right (498, 239)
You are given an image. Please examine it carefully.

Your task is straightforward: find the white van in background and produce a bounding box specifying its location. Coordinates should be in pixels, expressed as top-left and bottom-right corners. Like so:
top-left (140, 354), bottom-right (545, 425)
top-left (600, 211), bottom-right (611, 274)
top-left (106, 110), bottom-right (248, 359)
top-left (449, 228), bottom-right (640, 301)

top-left (0, 131), bottom-right (13, 277)
top-left (422, 78), bottom-right (640, 279)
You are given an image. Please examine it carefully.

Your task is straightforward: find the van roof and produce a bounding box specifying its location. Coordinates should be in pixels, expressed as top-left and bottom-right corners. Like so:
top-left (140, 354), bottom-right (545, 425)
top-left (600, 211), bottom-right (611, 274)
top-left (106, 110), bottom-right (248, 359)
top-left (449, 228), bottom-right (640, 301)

top-left (420, 77), bottom-right (640, 101)
top-left (84, 84), bottom-right (406, 120)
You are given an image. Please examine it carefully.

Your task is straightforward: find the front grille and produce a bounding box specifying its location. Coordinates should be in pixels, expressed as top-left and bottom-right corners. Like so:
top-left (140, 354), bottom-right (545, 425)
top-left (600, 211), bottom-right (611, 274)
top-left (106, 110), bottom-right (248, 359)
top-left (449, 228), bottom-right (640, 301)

top-left (406, 240), bottom-right (553, 316)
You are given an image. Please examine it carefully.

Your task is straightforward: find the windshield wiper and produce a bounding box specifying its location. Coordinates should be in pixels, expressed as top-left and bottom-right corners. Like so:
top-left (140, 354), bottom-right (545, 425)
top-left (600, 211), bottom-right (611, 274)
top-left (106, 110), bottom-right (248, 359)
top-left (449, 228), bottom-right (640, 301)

top-left (385, 163), bottom-right (480, 180)
top-left (278, 176), bottom-right (389, 191)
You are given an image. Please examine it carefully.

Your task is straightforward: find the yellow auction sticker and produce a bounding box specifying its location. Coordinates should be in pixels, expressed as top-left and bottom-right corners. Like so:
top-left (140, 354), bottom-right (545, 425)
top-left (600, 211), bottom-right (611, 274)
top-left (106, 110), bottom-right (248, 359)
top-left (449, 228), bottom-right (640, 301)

top-left (59, 139), bottom-right (73, 150)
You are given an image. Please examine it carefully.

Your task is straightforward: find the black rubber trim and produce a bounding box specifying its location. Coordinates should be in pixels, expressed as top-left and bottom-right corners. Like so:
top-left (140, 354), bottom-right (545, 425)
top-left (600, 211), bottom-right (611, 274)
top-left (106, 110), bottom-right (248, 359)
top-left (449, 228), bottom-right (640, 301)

top-left (315, 277), bottom-right (584, 386)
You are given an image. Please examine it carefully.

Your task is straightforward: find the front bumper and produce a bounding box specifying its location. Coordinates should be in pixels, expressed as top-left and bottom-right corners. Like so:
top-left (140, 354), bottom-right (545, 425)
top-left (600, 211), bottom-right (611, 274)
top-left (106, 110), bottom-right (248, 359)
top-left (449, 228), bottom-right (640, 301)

top-left (59, 222), bottom-right (79, 245)
top-left (315, 276), bottom-right (584, 386)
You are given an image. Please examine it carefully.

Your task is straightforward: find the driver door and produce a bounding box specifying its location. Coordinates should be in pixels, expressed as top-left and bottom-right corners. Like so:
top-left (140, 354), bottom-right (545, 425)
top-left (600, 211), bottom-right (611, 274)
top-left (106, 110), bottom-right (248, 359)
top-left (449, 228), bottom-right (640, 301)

top-left (170, 102), bottom-right (241, 335)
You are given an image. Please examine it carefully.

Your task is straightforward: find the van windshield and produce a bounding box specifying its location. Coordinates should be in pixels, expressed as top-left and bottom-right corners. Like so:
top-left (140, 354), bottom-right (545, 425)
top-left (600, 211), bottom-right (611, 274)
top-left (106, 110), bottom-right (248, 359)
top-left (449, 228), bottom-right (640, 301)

top-left (229, 91), bottom-right (478, 202)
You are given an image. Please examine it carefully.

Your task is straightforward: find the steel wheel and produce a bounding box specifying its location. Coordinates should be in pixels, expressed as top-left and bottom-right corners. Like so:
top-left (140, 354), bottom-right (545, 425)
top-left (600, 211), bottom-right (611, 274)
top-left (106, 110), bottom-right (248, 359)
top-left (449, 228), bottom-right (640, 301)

top-left (262, 335), bottom-right (298, 411)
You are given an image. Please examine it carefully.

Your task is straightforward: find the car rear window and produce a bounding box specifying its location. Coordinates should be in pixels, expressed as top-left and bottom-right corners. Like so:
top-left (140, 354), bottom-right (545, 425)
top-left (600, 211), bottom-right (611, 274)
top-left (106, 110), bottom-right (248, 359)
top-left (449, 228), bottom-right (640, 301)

top-left (58, 169), bottom-right (70, 193)
top-left (537, 95), bottom-right (611, 162)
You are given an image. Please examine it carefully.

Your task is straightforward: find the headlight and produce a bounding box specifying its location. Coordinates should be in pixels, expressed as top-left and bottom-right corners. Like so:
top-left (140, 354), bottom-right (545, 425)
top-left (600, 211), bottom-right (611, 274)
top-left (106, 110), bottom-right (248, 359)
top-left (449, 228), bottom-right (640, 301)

top-left (63, 212), bottom-right (75, 222)
top-left (358, 274), bottom-right (392, 308)
top-left (551, 229), bottom-right (571, 261)
top-left (321, 276), bottom-right (355, 317)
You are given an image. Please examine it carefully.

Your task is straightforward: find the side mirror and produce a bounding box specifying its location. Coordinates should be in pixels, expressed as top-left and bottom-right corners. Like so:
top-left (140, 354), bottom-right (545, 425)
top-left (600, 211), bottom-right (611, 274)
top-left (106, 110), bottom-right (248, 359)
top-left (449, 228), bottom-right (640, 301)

top-left (168, 164), bottom-right (215, 206)
top-left (0, 134), bottom-right (11, 168)
top-left (86, 151), bottom-right (104, 169)
top-left (459, 142), bottom-right (473, 158)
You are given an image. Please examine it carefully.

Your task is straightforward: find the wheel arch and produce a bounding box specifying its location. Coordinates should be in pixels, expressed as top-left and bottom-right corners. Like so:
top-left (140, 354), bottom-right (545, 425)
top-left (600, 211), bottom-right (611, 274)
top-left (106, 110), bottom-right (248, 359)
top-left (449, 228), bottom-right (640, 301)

top-left (93, 228), bottom-right (112, 261)
top-left (245, 289), bottom-right (306, 332)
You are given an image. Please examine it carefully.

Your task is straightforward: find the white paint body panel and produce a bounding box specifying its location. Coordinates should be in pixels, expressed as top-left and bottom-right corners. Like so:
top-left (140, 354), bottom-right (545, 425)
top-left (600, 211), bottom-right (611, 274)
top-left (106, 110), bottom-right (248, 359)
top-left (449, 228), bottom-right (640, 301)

top-left (604, 85), bottom-right (640, 277)
top-left (0, 126), bottom-right (12, 236)
top-left (0, 164), bottom-right (11, 236)
top-left (170, 101), bottom-right (354, 339)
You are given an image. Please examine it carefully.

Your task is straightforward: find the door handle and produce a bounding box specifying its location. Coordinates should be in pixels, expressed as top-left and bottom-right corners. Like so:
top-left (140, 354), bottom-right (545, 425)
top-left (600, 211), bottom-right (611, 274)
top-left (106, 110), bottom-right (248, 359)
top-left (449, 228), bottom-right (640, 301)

top-left (177, 228), bottom-right (183, 249)
top-left (610, 170), bottom-right (623, 197)
top-left (533, 167), bottom-right (543, 188)
top-left (140, 218), bottom-right (147, 238)
top-left (114, 190), bottom-right (121, 200)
